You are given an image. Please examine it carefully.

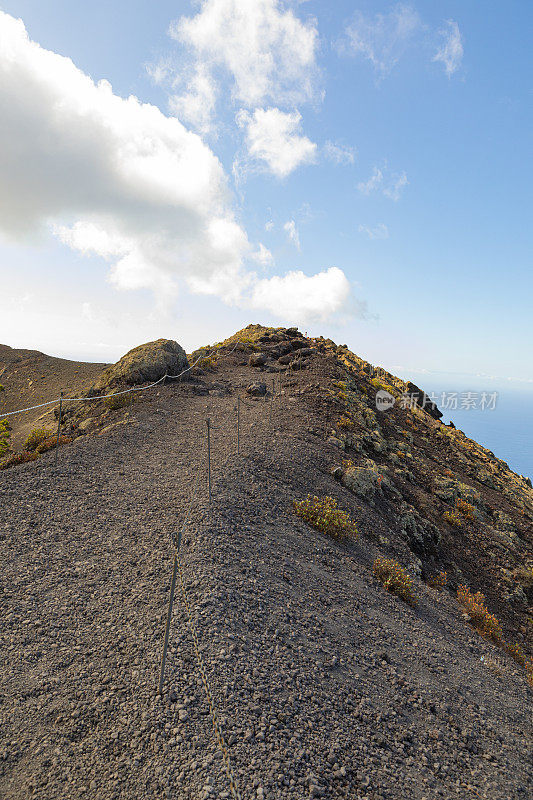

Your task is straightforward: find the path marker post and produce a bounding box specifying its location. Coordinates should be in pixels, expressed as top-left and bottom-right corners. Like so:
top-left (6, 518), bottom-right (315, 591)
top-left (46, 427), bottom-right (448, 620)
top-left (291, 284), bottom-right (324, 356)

top-left (236, 396), bottom-right (240, 455)
top-left (206, 418), bottom-right (212, 508)
top-left (158, 530), bottom-right (181, 695)
top-left (54, 391), bottom-right (63, 470)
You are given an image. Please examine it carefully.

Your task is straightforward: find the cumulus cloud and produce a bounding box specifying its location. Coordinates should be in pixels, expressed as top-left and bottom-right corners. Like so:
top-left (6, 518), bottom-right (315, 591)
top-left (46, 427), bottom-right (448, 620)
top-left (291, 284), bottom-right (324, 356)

top-left (165, 0), bottom-right (319, 131)
top-left (358, 223), bottom-right (389, 240)
top-left (251, 267), bottom-right (352, 322)
top-left (236, 108), bottom-right (317, 178)
top-left (0, 11), bottom-right (248, 301)
top-left (324, 140), bottom-right (356, 165)
top-left (433, 20), bottom-right (463, 76)
top-left (0, 11), bottom-right (354, 323)
top-left (343, 4), bottom-right (422, 75)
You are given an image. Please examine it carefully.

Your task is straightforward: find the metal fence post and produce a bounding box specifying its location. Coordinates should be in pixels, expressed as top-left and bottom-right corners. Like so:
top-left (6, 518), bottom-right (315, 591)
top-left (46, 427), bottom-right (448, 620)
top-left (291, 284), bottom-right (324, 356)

top-left (236, 396), bottom-right (240, 455)
top-left (54, 391), bottom-right (63, 469)
top-left (206, 418), bottom-right (212, 507)
top-left (158, 530), bottom-right (182, 694)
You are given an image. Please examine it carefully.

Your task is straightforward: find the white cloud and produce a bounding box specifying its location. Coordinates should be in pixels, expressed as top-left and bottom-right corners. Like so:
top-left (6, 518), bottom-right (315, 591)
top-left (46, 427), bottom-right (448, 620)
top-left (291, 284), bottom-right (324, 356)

top-left (251, 267), bottom-right (352, 322)
top-left (383, 171), bottom-right (408, 201)
top-left (433, 20), bottom-right (463, 77)
top-left (357, 167), bottom-right (383, 195)
top-left (324, 140), bottom-right (356, 165)
top-left (166, 0), bottom-right (319, 131)
top-left (0, 11), bottom-right (248, 303)
top-left (0, 11), bottom-right (357, 324)
top-left (283, 220), bottom-right (300, 250)
top-left (344, 4), bottom-right (422, 75)
top-left (359, 223), bottom-right (389, 240)
top-left (236, 108), bottom-right (317, 178)
top-left (357, 167), bottom-right (407, 201)
top-left (167, 63), bottom-right (217, 135)
top-left (250, 243), bottom-right (274, 267)
top-left (265, 220), bottom-right (274, 232)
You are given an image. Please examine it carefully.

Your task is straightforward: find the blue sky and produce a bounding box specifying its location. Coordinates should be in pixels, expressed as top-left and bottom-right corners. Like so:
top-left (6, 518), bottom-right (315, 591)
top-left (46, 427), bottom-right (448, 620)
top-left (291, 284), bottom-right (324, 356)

top-left (0, 1), bottom-right (531, 385)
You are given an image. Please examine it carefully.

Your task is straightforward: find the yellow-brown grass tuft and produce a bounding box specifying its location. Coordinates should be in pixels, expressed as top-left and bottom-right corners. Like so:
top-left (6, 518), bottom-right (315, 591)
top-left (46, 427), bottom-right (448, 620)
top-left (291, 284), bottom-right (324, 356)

top-left (373, 557), bottom-right (418, 606)
top-left (457, 585), bottom-right (503, 642)
top-left (427, 570), bottom-right (447, 590)
top-left (293, 495), bottom-right (358, 540)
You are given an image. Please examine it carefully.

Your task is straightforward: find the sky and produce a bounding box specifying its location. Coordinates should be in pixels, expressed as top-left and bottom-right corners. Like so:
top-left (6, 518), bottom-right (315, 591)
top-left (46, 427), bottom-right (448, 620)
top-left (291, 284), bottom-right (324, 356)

top-left (0, 0), bottom-right (531, 386)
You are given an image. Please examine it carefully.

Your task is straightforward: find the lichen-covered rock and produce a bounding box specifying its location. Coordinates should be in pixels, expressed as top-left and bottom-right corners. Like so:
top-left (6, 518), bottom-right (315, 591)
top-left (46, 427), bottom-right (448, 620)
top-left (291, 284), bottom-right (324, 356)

top-left (491, 510), bottom-right (515, 532)
top-left (433, 476), bottom-right (481, 505)
top-left (93, 339), bottom-right (189, 390)
top-left (342, 459), bottom-right (398, 502)
top-left (398, 504), bottom-right (440, 556)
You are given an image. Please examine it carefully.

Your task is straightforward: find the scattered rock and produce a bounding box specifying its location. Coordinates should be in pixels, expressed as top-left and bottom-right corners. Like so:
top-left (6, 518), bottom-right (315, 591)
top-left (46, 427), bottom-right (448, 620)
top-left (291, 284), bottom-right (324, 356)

top-left (246, 382), bottom-right (267, 397)
top-left (248, 353), bottom-right (268, 367)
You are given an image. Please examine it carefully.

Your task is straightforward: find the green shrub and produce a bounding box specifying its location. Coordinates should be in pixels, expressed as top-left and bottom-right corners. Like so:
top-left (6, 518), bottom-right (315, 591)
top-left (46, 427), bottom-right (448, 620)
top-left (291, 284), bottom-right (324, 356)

top-left (24, 427), bottom-right (53, 452)
top-left (373, 557), bottom-right (418, 606)
top-left (293, 494), bottom-right (358, 540)
top-left (0, 419), bottom-right (11, 456)
top-left (443, 510), bottom-right (462, 528)
top-left (104, 393), bottom-right (132, 411)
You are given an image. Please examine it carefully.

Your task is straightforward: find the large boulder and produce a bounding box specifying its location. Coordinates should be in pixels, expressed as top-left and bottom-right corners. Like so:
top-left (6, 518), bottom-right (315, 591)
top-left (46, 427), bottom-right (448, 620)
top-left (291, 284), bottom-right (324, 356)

top-left (93, 339), bottom-right (189, 390)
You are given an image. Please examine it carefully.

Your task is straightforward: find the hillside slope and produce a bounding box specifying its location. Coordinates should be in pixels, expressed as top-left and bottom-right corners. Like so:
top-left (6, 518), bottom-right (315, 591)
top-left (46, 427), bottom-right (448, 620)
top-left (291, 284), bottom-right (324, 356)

top-left (0, 345), bottom-right (107, 448)
top-left (1, 326), bottom-right (531, 800)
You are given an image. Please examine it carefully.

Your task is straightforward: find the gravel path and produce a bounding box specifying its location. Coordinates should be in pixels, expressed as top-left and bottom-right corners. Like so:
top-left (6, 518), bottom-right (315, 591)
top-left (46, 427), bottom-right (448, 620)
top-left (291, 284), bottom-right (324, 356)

top-left (1, 358), bottom-right (531, 800)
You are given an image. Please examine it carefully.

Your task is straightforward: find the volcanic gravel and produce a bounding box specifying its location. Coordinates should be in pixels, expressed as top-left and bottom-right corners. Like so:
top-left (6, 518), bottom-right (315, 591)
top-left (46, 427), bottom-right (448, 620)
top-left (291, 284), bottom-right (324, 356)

top-left (1, 358), bottom-right (531, 800)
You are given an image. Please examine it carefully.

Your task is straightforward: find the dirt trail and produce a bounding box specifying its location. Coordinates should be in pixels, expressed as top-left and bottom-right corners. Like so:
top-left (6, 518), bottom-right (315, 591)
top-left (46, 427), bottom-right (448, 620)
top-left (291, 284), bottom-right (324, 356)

top-left (1, 357), bottom-right (531, 800)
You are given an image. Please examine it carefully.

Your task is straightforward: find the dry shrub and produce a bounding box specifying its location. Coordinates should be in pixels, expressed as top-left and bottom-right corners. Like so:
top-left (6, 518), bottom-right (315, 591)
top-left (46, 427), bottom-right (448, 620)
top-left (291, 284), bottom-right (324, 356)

top-left (23, 427), bottom-right (53, 451)
top-left (457, 585), bottom-right (503, 642)
top-left (35, 435), bottom-right (72, 454)
top-left (293, 495), bottom-right (358, 540)
top-left (427, 570), bottom-right (447, 590)
top-left (456, 499), bottom-right (475, 521)
top-left (373, 557), bottom-right (418, 606)
top-left (457, 587), bottom-right (533, 685)
top-left (0, 451), bottom-right (39, 470)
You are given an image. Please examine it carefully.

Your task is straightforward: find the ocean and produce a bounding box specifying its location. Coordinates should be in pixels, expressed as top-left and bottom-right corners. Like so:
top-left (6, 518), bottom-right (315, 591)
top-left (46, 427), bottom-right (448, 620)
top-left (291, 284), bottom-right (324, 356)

top-left (392, 370), bottom-right (533, 481)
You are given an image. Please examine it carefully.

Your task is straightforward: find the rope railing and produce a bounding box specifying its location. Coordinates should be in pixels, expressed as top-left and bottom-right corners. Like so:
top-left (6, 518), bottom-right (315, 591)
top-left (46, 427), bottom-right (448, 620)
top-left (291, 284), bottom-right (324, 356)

top-left (0, 336), bottom-right (247, 420)
top-left (4, 336), bottom-right (311, 798)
